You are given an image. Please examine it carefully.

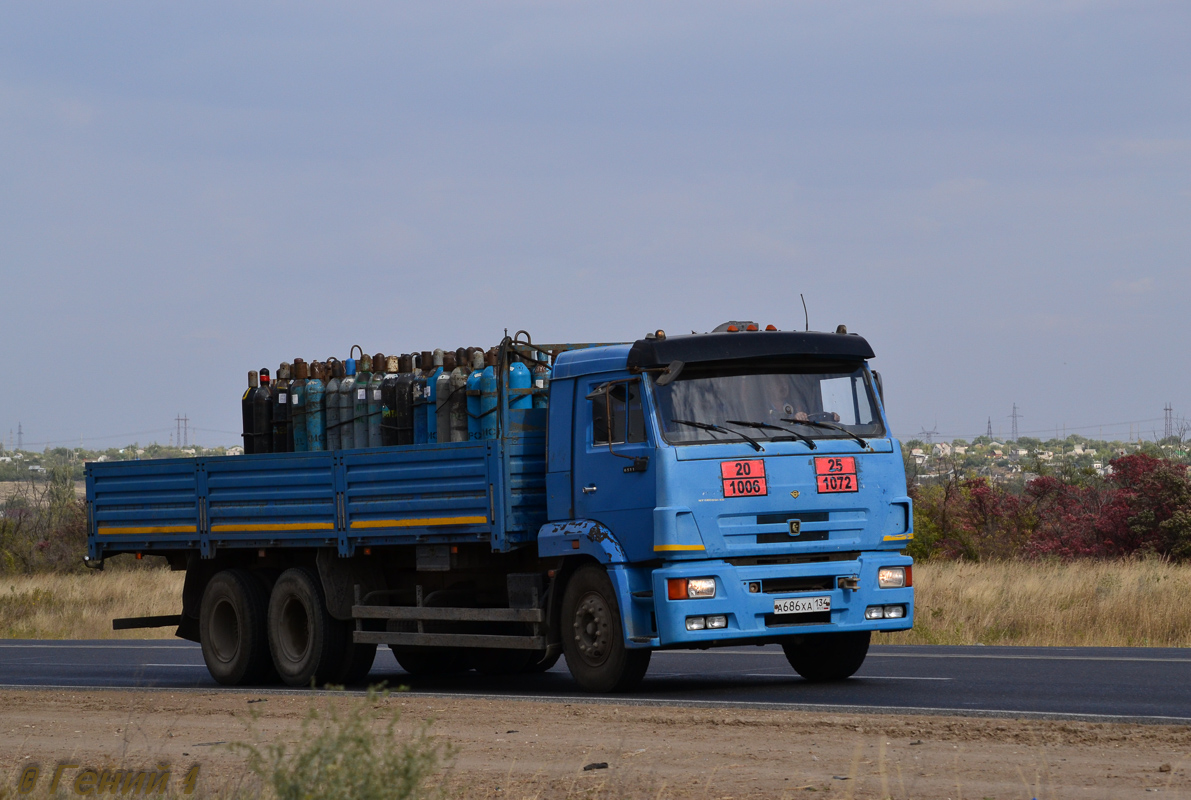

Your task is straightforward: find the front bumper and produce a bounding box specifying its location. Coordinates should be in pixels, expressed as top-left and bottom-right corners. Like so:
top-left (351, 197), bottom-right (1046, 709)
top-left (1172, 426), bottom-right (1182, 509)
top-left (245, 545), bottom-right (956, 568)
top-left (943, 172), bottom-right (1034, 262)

top-left (648, 553), bottom-right (914, 647)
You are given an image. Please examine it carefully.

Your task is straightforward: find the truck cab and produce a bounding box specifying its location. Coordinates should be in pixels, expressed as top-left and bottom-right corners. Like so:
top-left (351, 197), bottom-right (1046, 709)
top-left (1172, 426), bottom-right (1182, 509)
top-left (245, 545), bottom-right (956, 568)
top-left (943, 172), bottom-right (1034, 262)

top-left (537, 326), bottom-right (914, 690)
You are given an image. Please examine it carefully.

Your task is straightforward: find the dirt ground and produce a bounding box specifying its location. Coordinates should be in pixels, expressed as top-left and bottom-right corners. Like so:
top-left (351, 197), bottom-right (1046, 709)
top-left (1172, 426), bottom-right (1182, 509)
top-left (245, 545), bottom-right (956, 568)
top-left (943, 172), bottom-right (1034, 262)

top-left (1, 690), bottom-right (1188, 799)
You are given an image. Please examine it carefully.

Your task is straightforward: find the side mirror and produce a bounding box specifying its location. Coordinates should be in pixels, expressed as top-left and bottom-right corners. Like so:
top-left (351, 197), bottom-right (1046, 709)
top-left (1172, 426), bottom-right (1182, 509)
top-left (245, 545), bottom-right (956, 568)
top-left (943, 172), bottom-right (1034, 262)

top-left (872, 371), bottom-right (884, 402)
top-left (654, 360), bottom-right (685, 386)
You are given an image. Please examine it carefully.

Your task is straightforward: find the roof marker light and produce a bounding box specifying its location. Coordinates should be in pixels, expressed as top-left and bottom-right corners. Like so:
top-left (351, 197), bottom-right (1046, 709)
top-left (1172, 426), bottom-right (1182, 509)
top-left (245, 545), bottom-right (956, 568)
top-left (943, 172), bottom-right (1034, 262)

top-left (726, 325), bottom-right (738, 332)
top-left (765, 325), bottom-right (777, 331)
top-left (745, 324), bottom-right (758, 331)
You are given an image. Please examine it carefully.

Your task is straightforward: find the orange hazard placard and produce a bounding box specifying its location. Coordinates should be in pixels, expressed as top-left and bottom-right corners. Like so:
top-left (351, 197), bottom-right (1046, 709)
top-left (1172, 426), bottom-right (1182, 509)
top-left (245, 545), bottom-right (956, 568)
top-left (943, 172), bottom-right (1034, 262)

top-left (721, 460), bottom-right (767, 497)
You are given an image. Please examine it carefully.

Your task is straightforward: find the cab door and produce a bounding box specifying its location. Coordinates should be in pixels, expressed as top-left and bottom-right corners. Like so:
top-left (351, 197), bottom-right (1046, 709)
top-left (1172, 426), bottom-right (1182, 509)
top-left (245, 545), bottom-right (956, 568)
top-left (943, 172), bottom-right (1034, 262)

top-left (573, 377), bottom-right (656, 562)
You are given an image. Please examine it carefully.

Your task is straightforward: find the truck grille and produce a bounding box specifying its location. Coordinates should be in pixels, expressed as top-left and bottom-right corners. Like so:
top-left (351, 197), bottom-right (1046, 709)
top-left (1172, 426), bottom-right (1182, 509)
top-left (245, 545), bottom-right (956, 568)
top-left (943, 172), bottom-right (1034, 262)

top-left (761, 576), bottom-right (835, 593)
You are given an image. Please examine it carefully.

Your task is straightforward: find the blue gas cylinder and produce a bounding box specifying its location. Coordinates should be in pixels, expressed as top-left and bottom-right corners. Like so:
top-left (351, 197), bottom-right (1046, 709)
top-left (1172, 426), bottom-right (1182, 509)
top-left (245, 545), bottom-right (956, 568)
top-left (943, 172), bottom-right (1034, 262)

top-left (508, 357), bottom-right (532, 411)
top-left (368, 353), bottom-right (386, 448)
top-left (480, 350), bottom-right (499, 439)
top-left (325, 359), bottom-right (343, 450)
top-left (305, 361), bottom-right (327, 451)
top-left (290, 359), bottom-right (309, 452)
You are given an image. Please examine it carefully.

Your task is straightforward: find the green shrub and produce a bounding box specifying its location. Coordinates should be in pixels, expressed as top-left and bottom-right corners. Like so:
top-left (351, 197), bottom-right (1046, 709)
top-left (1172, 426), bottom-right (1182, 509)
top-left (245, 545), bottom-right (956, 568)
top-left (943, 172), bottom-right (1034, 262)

top-left (230, 686), bottom-right (452, 800)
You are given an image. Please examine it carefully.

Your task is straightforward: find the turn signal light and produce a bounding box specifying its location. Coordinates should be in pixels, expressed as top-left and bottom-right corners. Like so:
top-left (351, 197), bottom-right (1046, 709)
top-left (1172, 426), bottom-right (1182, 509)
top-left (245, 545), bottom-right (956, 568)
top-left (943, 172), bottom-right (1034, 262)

top-left (667, 577), bottom-right (717, 599)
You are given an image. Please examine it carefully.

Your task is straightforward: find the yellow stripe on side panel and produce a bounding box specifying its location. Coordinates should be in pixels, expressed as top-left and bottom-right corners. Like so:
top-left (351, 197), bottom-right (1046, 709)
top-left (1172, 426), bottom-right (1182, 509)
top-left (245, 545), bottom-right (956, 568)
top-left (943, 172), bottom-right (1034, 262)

top-left (653, 544), bottom-right (706, 552)
top-left (883, 533), bottom-right (914, 541)
top-left (97, 525), bottom-right (197, 536)
top-left (350, 516), bottom-right (488, 530)
top-left (209, 522), bottom-right (335, 533)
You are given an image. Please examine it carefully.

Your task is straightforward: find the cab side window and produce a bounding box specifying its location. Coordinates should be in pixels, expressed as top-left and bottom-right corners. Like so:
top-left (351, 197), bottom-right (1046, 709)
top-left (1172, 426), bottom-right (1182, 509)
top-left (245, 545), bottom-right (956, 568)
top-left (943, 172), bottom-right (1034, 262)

top-left (592, 381), bottom-right (646, 446)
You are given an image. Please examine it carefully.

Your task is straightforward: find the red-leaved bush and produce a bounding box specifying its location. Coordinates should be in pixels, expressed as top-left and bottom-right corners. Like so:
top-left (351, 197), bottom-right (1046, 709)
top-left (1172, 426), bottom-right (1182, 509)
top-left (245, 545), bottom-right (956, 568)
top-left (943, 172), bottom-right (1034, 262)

top-left (910, 454), bottom-right (1191, 561)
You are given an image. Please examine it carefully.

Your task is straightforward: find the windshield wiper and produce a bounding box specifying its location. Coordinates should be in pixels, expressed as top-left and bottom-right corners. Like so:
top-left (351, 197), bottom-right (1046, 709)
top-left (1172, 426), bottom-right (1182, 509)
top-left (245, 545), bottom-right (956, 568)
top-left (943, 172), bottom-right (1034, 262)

top-left (780, 418), bottom-right (871, 450)
top-left (671, 419), bottom-right (763, 452)
top-left (724, 420), bottom-right (817, 450)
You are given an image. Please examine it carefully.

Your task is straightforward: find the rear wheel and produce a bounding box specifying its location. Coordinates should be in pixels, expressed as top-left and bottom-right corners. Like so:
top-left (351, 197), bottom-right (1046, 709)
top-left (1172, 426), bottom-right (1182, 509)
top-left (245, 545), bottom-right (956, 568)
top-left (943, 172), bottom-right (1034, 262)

top-left (267, 567), bottom-right (345, 687)
top-left (782, 631), bottom-right (870, 682)
top-left (561, 564), bottom-right (650, 692)
top-left (199, 569), bottom-right (274, 686)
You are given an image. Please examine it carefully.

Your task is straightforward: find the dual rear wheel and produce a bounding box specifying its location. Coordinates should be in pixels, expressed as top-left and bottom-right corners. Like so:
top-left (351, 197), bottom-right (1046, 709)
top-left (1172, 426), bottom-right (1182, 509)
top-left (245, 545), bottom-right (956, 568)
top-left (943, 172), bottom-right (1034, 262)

top-left (199, 567), bottom-right (376, 687)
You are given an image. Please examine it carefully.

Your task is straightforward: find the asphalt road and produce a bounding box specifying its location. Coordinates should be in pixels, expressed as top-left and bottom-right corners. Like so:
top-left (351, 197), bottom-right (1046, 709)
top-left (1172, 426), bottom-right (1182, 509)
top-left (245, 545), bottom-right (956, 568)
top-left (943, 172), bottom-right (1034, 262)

top-left (2, 640), bottom-right (1188, 724)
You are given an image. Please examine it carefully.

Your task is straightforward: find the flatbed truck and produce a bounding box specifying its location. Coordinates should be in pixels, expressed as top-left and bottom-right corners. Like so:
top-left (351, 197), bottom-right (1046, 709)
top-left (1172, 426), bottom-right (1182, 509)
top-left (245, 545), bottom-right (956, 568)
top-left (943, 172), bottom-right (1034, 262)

top-left (86, 325), bottom-right (914, 692)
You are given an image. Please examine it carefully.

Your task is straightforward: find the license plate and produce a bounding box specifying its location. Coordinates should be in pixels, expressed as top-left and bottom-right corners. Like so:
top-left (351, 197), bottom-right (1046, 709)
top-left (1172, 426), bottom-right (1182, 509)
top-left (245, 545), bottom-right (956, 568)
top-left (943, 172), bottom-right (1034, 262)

top-left (721, 459), bottom-right (768, 497)
top-left (773, 596), bottom-right (831, 615)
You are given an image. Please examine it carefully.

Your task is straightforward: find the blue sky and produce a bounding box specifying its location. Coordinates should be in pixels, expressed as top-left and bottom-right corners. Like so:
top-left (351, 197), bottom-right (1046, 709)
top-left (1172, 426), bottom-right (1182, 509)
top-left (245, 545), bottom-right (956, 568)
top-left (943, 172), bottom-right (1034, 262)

top-left (2, 1), bottom-right (1188, 448)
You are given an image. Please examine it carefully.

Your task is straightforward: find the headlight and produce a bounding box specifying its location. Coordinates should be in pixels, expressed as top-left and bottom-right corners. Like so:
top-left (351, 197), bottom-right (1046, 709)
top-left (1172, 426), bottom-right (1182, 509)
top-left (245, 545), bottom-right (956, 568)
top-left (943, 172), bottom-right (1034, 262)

top-left (878, 567), bottom-right (906, 589)
top-left (668, 577), bottom-right (717, 599)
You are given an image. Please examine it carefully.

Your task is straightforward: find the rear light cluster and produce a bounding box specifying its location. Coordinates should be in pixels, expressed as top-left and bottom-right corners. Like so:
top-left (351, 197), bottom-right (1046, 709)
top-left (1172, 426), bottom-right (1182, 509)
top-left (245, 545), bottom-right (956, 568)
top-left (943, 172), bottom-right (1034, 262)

top-left (667, 577), bottom-right (716, 600)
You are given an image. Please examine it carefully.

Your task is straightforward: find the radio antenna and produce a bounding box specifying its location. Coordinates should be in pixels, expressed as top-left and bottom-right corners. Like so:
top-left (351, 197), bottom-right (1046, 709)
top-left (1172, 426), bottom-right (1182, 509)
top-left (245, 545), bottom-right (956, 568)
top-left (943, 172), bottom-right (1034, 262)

top-left (800, 294), bottom-right (809, 331)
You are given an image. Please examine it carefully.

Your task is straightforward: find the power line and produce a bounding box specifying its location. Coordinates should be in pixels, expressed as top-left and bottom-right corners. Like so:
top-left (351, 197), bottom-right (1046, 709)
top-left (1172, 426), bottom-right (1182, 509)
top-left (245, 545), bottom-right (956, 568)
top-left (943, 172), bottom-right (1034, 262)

top-left (1008, 404), bottom-right (1021, 441)
top-left (1165, 403), bottom-right (1174, 440)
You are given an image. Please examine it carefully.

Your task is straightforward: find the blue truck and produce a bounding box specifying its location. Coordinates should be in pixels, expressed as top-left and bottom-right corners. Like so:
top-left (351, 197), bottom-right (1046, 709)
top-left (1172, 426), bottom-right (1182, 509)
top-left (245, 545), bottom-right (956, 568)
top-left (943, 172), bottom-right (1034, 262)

top-left (86, 324), bottom-right (914, 692)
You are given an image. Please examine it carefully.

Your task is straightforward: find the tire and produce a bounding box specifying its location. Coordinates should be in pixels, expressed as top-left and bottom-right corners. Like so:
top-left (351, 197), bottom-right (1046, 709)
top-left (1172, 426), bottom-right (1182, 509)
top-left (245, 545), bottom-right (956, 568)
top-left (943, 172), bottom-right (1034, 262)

top-left (267, 567), bottom-right (346, 687)
top-left (561, 564), bottom-right (650, 692)
top-left (782, 631), bottom-right (871, 682)
top-left (522, 649), bottom-right (562, 674)
top-left (199, 569), bottom-right (274, 686)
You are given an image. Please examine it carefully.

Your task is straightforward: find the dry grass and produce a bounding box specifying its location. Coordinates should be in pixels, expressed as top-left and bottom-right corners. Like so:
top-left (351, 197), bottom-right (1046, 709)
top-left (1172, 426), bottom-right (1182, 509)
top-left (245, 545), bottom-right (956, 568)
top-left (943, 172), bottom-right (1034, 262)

top-left (4, 559), bottom-right (1191, 647)
top-left (0, 562), bottom-right (183, 639)
top-left (886, 558), bottom-right (1191, 647)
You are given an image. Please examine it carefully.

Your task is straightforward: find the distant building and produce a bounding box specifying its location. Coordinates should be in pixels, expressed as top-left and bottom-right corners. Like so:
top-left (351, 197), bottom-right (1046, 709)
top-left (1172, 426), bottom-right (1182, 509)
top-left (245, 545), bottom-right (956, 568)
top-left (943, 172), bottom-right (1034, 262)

top-left (226, 446), bottom-right (245, 456)
top-left (932, 442), bottom-right (952, 457)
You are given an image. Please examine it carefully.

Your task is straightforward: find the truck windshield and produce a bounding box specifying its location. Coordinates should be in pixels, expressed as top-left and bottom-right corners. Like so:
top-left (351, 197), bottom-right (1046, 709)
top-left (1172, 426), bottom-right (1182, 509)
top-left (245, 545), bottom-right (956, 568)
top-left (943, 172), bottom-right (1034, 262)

top-left (651, 359), bottom-right (885, 445)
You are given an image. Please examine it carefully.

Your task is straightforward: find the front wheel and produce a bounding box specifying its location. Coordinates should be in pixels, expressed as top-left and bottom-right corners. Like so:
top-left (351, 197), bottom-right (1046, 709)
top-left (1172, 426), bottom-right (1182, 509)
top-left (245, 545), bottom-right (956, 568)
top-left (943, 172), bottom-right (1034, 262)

top-left (561, 564), bottom-right (650, 692)
top-left (782, 631), bottom-right (870, 682)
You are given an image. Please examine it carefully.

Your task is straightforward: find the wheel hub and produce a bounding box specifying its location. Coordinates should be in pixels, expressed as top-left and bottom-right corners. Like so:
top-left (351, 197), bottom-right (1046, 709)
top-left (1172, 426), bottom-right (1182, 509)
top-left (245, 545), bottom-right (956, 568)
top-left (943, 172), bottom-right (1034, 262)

top-left (572, 591), bottom-right (612, 667)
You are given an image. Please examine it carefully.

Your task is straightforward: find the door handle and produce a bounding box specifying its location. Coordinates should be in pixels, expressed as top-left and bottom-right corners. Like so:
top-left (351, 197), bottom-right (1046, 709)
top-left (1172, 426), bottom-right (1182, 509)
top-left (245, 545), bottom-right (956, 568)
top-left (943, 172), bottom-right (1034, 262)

top-left (582, 485), bottom-right (598, 494)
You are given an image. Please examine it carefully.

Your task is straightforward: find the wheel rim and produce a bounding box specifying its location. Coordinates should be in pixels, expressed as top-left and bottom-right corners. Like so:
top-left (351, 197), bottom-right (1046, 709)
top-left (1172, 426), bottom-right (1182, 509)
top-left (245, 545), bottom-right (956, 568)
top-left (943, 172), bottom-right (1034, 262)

top-left (209, 598), bottom-right (240, 664)
top-left (571, 590), bottom-right (612, 667)
top-left (278, 595), bottom-right (311, 664)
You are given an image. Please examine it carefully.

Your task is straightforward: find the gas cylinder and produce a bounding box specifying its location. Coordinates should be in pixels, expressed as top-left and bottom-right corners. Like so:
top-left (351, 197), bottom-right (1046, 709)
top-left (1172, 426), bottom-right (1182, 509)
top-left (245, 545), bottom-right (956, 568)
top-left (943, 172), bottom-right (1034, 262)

top-left (380, 355), bottom-right (401, 446)
top-left (305, 362), bottom-right (326, 451)
top-left (325, 359), bottom-right (343, 450)
top-left (272, 363), bottom-right (292, 452)
top-left (447, 351), bottom-right (471, 442)
top-left (242, 371), bottom-right (259, 454)
top-left (479, 350), bottom-right (499, 439)
top-left (508, 353), bottom-right (532, 411)
top-left (353, 354), bottom-right (373, 450)
top-left (411, 352), bottom-right (430, 445)
top-left (532, 351), bottom-right (551, 409)
top-left (423, 349), bottom-right (445, 443)
top-left (290, 360), bottom-right (309, 452)
top-left (435, 350), bottom-right (459, 444)
top-left (339, 358), bottom-right (357, 450)
top-left (393, 354), bottom-right (417, 445)
top-left (253, 368), bottom-right (274, 453)
top-left (466, 350), bottom-right (485, 441)
top-left (367, 353), bottom-right (385, 448)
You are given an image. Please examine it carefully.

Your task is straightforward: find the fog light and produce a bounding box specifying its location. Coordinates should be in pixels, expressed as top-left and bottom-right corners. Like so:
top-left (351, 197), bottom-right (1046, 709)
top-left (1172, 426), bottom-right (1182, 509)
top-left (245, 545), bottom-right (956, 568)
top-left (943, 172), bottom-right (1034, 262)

top-left (884, 605), bottom-right (905, 619)
top-left (748, 581), bottom-right (761, 593)
top-left (878, 567), bottom-right (906, 589)
top-left (706, 615), bottom-right (728, 629)
top-left (687, 578), bottom-right (716, 598)
top-left (865, 606), bottom-right (884, 620)
top-left (686, 616), bottom-right (707, 631)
